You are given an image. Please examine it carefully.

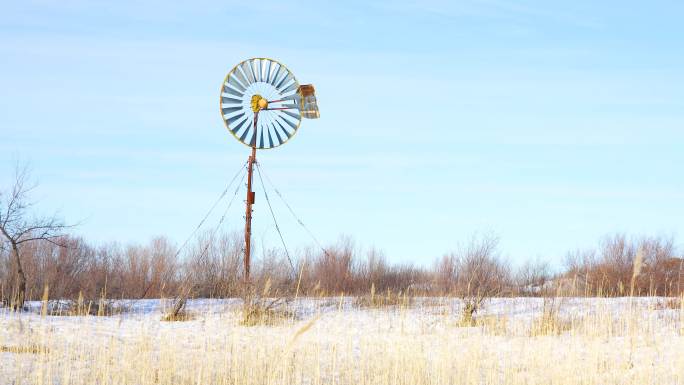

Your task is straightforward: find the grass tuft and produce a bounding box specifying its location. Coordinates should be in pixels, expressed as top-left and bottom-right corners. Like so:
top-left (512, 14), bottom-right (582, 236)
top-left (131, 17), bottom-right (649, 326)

top-left (240, 298), bottom-right (293, 326)
top-left (161, 310), bottom-right (196, 322)
top-left (529, 298), bottom-right (573, 336)
top-left (0, 345), bottom-right (49, 354)
top-left (354, 285), bottom-right (412, 309)
top-left (655, 297), bottom-right (682, 310)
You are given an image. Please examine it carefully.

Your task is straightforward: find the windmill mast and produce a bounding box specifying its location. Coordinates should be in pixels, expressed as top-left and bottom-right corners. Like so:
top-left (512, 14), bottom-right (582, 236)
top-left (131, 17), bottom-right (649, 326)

top-left (244, 147), bottom-right (257, 280)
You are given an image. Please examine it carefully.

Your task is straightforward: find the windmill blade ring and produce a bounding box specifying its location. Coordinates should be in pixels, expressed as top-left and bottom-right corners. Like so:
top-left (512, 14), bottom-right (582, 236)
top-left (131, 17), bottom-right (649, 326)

top-left (220, 58), bottom-right (303, 149)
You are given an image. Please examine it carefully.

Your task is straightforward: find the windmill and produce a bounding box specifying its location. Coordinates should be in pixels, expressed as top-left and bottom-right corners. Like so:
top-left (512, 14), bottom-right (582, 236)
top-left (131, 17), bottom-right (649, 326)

top-left (219, 58), bottom-right (320, 281)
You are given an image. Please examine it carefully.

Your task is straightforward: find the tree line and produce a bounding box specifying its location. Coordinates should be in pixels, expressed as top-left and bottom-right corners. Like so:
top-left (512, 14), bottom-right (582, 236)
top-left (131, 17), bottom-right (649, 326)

top-left (1, 231), bottom-right (682, 304)
top-left (2, 166), bottom-right (683, 309)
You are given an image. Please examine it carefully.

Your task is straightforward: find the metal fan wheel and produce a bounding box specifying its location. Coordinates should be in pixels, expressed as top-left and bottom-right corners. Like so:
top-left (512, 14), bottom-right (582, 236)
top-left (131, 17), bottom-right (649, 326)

top-left (220, 58), bottom-right (302, 149)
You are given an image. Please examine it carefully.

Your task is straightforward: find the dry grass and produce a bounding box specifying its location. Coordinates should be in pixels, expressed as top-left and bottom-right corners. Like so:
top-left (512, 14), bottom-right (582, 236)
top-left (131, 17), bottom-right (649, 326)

top-left (43, 295), bottom-right (130, 317)
top-left (239, 297), bottom-right (293, 326)
top-left (528, 297), bottom-right (574, 336)
top-left (471, 315), bottom-right (509, 335)
top-left (655, 296), bottom-right (683, 310)
top-left (0, 344), bottom-right (48, 354)
top-left (1, 297), bottom-right (683, 385)
top-left (160, 310), bottom-right (196, 322)
top-left (238, 279), bottom-right (295, 326)
top-left (529, 311), bottom-right (574, 336)
top-left (354, 285), bottom-right (412, 309)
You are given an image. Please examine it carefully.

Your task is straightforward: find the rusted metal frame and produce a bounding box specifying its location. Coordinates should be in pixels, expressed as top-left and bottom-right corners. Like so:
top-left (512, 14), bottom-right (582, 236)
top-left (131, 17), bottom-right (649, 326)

top-left (244, 113), bottom-right (258, 281)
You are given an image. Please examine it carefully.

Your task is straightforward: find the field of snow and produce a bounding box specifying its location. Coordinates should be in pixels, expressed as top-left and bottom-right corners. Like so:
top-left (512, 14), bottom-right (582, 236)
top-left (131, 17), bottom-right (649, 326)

top-left (1, 297), bottom-right (683, 384)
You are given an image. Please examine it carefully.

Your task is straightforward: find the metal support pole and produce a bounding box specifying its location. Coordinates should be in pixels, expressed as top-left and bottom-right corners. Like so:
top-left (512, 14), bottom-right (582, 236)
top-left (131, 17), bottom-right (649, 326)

top-left (244, 114), bottom-right (258, 281)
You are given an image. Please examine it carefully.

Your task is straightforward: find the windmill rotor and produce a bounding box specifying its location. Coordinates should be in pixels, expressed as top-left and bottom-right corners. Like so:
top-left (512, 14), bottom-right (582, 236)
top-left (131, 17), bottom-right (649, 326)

top-left (220, 58), bottom-right (317, 149)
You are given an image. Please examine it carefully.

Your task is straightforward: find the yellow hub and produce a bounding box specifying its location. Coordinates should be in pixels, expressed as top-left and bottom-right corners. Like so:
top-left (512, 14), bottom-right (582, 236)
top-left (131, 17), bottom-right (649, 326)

top-left (250, 94), bottom-right (268, 112)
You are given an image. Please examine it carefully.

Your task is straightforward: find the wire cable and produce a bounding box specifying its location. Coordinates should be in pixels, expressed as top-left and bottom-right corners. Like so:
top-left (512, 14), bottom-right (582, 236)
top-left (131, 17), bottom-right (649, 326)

top-left (193, 170), bottom-right (246, 264)
top-left (173, 161), bottom-right (247, 259)
top-left (256, 161), bottom-right (331, 258)
top-left (255, 162), bottom-right (296, 276)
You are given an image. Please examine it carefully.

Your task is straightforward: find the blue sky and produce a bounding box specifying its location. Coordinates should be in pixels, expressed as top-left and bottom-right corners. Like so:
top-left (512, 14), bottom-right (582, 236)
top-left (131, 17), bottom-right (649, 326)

top-left (1, 1), bottom-right (683, 267)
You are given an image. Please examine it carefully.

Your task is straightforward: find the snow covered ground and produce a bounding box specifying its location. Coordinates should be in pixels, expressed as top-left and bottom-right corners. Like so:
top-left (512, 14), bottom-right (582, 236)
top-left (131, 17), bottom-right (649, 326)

top-left (1, 297), bottom-right (683, 384)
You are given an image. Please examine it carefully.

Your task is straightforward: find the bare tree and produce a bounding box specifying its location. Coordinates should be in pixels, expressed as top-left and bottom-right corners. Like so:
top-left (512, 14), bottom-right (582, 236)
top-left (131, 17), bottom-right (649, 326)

top-left (312, 237), bottom-right (356, 294)
top-left (561, 234), bottom-right (682, 296)
top-left (448, 234), bottom-right (510, 324)
top-left (0, 164), bottom-right (69, 310)
top-left (515, 258), bottom-right (551, 296)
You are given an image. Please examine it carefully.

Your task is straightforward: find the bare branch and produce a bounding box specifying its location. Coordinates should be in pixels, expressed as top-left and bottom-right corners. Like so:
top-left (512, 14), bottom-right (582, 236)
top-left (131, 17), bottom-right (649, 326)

top-left (0, 162), bottom-right (73, 310)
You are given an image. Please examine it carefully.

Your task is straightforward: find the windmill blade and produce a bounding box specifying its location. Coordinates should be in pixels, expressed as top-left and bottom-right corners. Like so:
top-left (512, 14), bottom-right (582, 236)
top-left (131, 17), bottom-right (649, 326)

top-left (260, 59), bottom-right (267, 83)
top-left (267, 125), bottom-right (274, 148)
top-left (280, 82), bottom-right (298, 94)
top-left (269, 65), bottom-right (283, 86)
top-left (221, 96), bottom-right (243, 105)
top-left (228, 76), bottom-right (246, 92)
top-left (277, 113), bottom-right (298, 131)
top-left (259, 59), bottom-right (267, 83)
top-left (242, 60), bottom-right (256, 84)
top-left (258, 125), bottom-right (266, 148)
top-left (281, 109), bottom-right (301, 121)
top-left (239, 65), bottom-right (254, 86)
top-left (249, 125), bottom-right (257, 146)
top-left (230, 114), bottom-right (249, 134)
top-left (251, 59), bottom-right (259, 83)
top-left (274, 119), bottom-right (293, 138)
top-left (265, 60), bottom-right (273, 84)
top-left (239, 123), bottom-right (252, 142)
top-left (223, 85), bottom-right (243, 98)
top-left (234, 67), bottom-right (250, 88)
top-left (271, 121), bottom-right (285, 144)
top-left (222, 106), bottom-right (243, 116)
top-left (254, 59), bottom-right (262, 83)
top-left (242, 61), bottom-right (256, 84)
top-left (275, 72), bottom-right (292, 90)
top-left (280, 93), bottom-right (300, 101)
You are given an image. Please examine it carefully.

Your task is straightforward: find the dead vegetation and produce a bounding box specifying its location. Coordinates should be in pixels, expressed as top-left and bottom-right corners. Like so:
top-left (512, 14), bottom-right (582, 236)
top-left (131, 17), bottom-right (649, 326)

top-left (240, 297), bottom-right (292, 326)
top-left (564, 234), bottom-right (684, 297)
top-left (161, 309), bottom-right (196, 322)
top-left (1, 222), bottom-right (682, 304)
top-left (529, 297), bottom-right (573, 336)
top-left (239, 279), bottom-right (294, 326)
top-left (655, 296), bottom-right (683, 310)
top-left (436, 234), bottom-right (510, 324)
top-left (354, 284), bottom-right (412, 309)
top-left (473, 315), bottom-right (509, 335)
top-left (42, 295), bottom-right (131, 317)
top-left (0, 344), bottom-right (49, 354)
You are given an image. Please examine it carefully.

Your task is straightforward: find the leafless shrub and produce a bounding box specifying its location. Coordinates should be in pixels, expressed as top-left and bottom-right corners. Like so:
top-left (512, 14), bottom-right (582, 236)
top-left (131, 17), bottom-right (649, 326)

top-left (563, 234), bottom-right (682, 297)
top-left (515, 258), bottom-right (552, 296)
top-left (438, 234), bottom-right (511, 324)
top-left (184, 231), bottom-right (242, 298)
top-left (310, 237), bottom-right (356, 295)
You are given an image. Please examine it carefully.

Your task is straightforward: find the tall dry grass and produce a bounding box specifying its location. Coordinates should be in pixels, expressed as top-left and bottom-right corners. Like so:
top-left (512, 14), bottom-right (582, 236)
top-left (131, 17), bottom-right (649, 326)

top-left (1, 295), bottom-right (683, 385)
